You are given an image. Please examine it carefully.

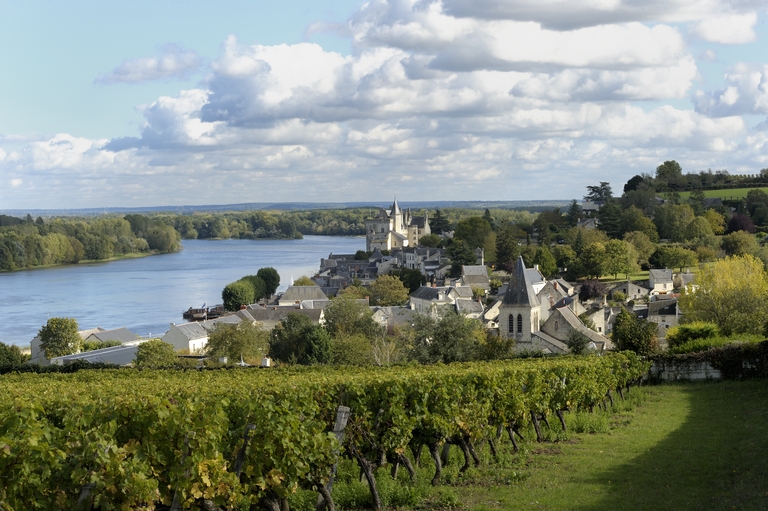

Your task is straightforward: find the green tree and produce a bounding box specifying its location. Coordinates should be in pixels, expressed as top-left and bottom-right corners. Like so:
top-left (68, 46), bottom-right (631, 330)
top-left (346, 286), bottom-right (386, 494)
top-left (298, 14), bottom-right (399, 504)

top-left (222, 280), bottom-right (255, 311)
top-left (269, 313), bottom-right (332, 365)
top-left (0, 342), bottom-right (27, 366)
top-left (620, 206), bottom-right (659, 242)
top-left (419, 234), bottom-right (442, 248)
top-left (623, 231), bottom-right (655, 267)
top-left (430, 209), bottom-right (452, 235)
top-left (612, 308), bottom-right (658, 355)
top-left (703, 209), bottom-right (726, 235)
top-left (447, 240), bottom-right (478, 277)
top-left (566, 199), bottom-right (582, 226)
top-left (684, 216), bottom-right (715, 243)
top-left (604, 239), bottom-right (637, 280)
top-left (720, 231), bottom-right (758, 257)
top-left (134, 339), bottom-right (178, 368)
top-left (392, 267), bottom-right (426, 293)
top-left (654, 203), bottom-right (695, 242)
top-left (241, 275), bottom-right (267, 302)
top-left (38, 317), bottom-right (81, 358)
top-left (597, 200), bottom-right (622, 239)
top-left (679, 255), bottom-right (768, 335)
top-left (454, 217), bottom-right (495, 262)
top-left (495, 223), bottom-right (522, 270)
top-left (655, 160), bottom-right (683, 181)
top-left (370, 275), bottom-right (409, 306)
top-left (576, 242), bottom-right (606, 279)
top-left (552, 245), bottom-right (576, 271)
top-left (688, 189), bottom-right (706, 216)
top-left (584, 182), bottom-right (613, 202)
top-left (293, 276), bottom-right (316, 286)
top-left (206, 321), bottom-right (269, 364)
top-left (257, 267), bottom-right (281, 296)
top-left (649, 245), bottom-right (697, 272)
top-left (533, 245), bottom-right (558, 278)
top-left (566, 330), bottom-right (591, 355)
top-left (324, 296), bottom-right (381, 340)
top-left (410, 310), bottom-right (485, 364)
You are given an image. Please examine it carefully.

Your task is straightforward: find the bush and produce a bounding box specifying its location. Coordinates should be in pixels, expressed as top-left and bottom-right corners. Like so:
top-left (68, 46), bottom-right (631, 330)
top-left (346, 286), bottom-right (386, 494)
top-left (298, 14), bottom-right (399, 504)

top-left (666, 322), bottom-right (719, 349)
top-left (0, 342), bottom-right (27, 367)
top-left (134, 339), bottom-right (178, 368)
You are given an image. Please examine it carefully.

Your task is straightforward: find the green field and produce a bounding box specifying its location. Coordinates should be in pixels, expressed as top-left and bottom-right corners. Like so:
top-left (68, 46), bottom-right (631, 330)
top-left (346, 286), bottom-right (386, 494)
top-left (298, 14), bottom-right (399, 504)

top-left (676, 187), bottom-right (768, 200)
top-left (321, 380), bottom-right (768, 511)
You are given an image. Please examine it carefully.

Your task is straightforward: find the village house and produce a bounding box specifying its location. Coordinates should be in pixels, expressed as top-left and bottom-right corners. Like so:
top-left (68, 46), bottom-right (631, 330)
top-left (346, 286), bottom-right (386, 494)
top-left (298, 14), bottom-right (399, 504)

top-left (278, 285), bottom-right (329, 306)
top-left (162, 322), bottom-right (209, 353)
top-left (649, 269), bottom-right (674, 296)
top-left (408, 284), bottom-right (474, 315)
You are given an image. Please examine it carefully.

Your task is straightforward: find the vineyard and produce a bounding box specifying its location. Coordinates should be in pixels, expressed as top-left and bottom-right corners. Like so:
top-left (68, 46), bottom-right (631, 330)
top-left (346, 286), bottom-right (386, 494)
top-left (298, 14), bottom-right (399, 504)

top-left (0, 354), bottom-right (649, 511)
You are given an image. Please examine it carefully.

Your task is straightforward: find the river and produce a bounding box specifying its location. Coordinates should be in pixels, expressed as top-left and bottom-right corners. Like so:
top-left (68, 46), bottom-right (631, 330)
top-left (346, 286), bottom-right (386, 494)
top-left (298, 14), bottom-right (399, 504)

top-left (0, 236), bottom-right (363, 346)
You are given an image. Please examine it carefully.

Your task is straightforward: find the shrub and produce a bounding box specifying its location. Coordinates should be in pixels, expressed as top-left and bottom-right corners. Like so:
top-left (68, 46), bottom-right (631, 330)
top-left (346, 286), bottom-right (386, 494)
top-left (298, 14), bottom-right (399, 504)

top-left (666, 322), bottom-right (719, 349)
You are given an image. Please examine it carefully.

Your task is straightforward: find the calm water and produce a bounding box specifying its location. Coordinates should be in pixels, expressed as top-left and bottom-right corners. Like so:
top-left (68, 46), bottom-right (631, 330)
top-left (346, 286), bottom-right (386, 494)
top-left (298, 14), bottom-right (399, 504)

top-left (0, 236), bottom-right (362, 345)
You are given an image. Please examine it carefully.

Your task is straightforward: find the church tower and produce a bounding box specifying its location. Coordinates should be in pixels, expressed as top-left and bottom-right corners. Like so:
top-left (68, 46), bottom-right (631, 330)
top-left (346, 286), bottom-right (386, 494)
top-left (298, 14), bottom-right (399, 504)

top-left (499, 256), bottom-right (541, 344)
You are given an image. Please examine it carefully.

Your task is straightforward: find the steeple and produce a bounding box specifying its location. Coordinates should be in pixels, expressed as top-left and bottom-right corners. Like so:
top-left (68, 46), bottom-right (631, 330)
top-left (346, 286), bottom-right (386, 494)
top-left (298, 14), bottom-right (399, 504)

top-left (392, 195), bottom-right (401, 215)
top-left (503, 256), bottom-right (539, 307)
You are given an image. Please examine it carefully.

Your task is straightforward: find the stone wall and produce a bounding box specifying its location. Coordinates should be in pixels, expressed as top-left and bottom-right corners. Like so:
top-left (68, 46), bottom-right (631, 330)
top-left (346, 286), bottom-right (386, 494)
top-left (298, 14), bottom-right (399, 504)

top-left (648, 359), bottom-right (722, 381)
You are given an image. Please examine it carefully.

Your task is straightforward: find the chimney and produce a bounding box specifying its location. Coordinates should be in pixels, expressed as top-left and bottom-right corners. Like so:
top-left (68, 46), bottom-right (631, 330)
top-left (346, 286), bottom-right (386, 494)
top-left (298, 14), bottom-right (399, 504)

top-left (553, 281), bottom-right (558, 290)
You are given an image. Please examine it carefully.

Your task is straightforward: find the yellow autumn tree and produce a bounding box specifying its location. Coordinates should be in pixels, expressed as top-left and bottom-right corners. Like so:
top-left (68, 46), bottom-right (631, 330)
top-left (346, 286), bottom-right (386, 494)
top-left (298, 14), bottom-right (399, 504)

top-left (679, 255), bottom-right (768, 335)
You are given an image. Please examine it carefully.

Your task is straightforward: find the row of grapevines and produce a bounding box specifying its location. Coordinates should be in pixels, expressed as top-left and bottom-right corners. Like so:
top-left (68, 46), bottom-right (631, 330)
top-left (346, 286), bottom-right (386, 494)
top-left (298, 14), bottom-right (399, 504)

top-left (0, 353), bottom-right (649, 510)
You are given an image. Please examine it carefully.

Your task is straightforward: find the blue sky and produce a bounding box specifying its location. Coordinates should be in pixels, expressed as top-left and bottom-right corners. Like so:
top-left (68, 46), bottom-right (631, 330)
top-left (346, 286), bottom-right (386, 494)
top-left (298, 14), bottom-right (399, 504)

top-left (2, 0), bottom-right (768, 209)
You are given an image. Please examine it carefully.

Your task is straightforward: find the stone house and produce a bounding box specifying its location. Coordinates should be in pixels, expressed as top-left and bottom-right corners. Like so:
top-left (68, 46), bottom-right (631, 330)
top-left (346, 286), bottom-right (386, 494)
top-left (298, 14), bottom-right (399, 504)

top-left (649, 269), bottom-right (674, 296)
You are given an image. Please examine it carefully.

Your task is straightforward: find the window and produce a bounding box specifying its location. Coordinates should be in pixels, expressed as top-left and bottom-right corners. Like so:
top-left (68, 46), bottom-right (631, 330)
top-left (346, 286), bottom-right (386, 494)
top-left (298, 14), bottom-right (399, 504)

top-left (508, 315), bottom-right (514, 335)
top-left (517, 314), bottom-right (523, 333)
top-left (554, 321), bottom-right (559, 332)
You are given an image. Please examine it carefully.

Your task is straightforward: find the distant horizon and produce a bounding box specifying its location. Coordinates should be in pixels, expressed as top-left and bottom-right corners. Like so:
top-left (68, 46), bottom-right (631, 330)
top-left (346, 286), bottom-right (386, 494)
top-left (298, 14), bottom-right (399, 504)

top-left (0, 198), bottom-right (575, 217)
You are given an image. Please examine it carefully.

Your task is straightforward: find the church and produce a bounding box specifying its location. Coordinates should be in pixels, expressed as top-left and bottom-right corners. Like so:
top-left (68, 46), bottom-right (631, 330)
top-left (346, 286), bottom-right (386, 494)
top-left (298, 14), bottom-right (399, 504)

top-left (499, 256), bottom-right (613, 354)
top-left (365, 198), bottom-right (430, 251)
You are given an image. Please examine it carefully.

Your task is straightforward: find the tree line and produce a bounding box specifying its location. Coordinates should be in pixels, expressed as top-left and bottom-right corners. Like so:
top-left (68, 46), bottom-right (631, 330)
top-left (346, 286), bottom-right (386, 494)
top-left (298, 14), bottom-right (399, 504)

top-left (0, 214), bottom-right (180, 271)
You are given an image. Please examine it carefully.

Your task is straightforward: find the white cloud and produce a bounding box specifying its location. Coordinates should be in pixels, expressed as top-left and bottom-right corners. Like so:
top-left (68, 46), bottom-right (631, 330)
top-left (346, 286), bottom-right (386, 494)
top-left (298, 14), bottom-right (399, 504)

top-left (96, 44), bottom-right (202, 84)
top-left (3, 0), bottom-right (768, 208)
top-left (10, 178), bottom-right (22, 188)
top-left (690, 13), bottom-right (758, 45)
top-left (694, 63), bottom-right (768, 117)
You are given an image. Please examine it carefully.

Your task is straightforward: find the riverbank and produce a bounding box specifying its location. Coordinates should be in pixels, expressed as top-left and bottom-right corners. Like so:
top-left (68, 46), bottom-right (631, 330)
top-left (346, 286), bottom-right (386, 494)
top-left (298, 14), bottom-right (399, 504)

top-left (0, 236), bottom-right (363, 345)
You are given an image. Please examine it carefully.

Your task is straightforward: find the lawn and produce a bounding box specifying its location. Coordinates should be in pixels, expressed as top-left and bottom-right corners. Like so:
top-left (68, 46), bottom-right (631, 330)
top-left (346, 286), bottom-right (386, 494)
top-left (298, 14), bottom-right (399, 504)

top-left (675, 187), bottom-right (768, 200)
top-left (309, 380), bottom-right (768, 511)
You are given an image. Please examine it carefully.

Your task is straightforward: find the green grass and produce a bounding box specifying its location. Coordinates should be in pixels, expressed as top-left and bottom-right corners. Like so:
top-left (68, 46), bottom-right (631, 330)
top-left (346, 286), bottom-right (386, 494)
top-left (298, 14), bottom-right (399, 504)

top-left (675, 187), bottom-right (768, 200)
top-left (668, 334), bottom-right (765, 354)
top-left (295, 380), bottom-right (768, 511)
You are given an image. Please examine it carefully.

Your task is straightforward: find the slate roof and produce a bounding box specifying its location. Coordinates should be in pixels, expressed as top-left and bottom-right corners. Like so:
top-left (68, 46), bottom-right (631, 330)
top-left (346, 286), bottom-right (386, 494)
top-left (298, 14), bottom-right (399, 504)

top-left (246, 308), bottom-right (323, 324)
top-left (462, 265), bottom-right (490, 276)
top-left (531, 331), bottom-right (569, 353)
top-left (372, 306), bottom-right (417, 327)
top-left (280, 286), bottom-right (329, 303)
top-left (455, 299), bottom-right (484, 314)
top-left (86, 327), bottom-right (139, 344)
top-left (648, 298), bottom-right (678, 317)
top-left (649, 269), bottom-right (673, 283)
top-left (174, 323), bottom-right (209, 340)
top-left (503, 256), bottom-right (539, 307)
top-left (410, 286), bottom-right (446, 301)
top-left (200, 315), bottom-right (242, 332)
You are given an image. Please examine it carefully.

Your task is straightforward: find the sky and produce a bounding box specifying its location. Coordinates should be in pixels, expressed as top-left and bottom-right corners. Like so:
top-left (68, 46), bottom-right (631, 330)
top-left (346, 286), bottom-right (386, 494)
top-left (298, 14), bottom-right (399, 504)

top-left (2, 0), bottom-right (768, 209)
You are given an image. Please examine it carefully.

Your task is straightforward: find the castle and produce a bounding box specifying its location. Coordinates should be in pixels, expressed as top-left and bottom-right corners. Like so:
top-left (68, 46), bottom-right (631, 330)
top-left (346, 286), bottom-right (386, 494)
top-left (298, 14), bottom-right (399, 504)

top-left (365, 198), bottom-right (430, 252)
